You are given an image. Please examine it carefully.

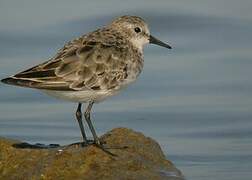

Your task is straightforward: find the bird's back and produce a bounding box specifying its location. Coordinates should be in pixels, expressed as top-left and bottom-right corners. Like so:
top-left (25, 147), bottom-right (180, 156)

top-left (1, 27), bottom-right (144, 95)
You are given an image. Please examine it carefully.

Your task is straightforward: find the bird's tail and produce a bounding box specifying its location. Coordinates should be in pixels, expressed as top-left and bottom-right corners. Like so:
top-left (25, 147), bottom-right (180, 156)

top-left (1, 77), bottom-right (32, 88)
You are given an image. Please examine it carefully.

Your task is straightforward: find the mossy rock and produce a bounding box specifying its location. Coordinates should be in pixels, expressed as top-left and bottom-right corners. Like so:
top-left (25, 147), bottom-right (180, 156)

top-left (0, 128), bottom-right (184, 180)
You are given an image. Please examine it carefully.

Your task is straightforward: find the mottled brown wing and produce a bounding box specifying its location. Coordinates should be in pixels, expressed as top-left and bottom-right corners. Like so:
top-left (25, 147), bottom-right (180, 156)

top-left (58, 42), bottom-right (129, 91)
top-left (2, 39), bottom-right (129, 91)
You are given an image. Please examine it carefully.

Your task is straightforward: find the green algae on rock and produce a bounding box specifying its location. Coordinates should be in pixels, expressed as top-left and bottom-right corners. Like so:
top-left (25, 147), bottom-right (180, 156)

top-left (0, 128), bottom-right (184, 180)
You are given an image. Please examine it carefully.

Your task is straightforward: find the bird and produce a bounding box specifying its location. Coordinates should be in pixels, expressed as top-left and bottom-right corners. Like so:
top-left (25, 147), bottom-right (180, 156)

top-left (1, 15), bottom-right (172, 148)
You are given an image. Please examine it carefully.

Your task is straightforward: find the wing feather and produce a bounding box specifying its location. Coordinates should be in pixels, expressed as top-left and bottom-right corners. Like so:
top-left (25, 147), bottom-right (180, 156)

top-left (2, 36), bottom-right (130, 91)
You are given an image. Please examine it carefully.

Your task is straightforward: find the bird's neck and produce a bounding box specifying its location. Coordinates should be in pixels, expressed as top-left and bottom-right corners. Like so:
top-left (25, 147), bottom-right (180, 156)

top-left (126, 39), bottom-right (143, 55)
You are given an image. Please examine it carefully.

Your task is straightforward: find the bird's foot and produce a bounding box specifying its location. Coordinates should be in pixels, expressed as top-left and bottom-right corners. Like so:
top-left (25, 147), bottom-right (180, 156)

top-left (92, 138), bottom-right (128, 156)
top-left (68, 138), bottom-right (128, 156)
top-left (68, 139), bottom-right (94, 147)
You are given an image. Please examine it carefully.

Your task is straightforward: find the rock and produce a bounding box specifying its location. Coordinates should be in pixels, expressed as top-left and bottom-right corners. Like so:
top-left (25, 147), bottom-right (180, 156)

top-left (0, 128), bottom-right (184, 180)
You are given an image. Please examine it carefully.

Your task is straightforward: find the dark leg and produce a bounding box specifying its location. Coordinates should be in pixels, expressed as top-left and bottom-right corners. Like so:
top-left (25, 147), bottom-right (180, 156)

top-left (84, 101), bottom-right (101, 145)
top-left (83, 101), bottom-right (127, 156)
top-left (76, 103), bottom-right (87, 144)
top-left (84, 101), bottom-right (118, 156)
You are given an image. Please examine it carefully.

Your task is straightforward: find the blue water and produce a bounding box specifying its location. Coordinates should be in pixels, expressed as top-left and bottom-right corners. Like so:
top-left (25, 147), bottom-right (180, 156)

top-left (1, 1), bottom-right (252, 179)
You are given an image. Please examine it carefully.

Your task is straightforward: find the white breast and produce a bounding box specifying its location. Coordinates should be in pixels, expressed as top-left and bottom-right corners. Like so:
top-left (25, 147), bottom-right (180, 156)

top-left (42, 89), bottom-right (119, 103)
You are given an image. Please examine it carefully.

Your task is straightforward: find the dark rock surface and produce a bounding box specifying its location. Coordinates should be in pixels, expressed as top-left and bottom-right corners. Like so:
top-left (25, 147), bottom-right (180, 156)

top-left (0, 128), bottom-right (184, 180)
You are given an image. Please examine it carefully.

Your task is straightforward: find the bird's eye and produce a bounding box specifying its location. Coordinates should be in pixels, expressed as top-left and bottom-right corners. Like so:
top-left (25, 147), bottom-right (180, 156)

top-left (134, 27), bottom-right (141, 33)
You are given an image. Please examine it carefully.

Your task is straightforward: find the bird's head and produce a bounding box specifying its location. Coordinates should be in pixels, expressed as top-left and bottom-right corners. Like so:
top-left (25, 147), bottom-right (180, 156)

top-left (109, 15), bottom-right (172, 51)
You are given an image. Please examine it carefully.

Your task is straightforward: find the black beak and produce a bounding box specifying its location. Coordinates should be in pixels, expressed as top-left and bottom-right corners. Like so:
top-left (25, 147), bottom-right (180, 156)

top-left (149, 35), bottom-right (172, 49)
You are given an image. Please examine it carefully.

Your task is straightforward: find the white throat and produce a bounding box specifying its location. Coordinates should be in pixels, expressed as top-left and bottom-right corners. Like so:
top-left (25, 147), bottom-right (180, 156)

top-left (130, 38), bottom-right (148, 52)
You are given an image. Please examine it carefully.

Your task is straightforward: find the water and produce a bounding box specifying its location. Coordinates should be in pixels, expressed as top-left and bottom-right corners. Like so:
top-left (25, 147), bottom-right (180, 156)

top-left (1, 1), bottom-right (252, 179)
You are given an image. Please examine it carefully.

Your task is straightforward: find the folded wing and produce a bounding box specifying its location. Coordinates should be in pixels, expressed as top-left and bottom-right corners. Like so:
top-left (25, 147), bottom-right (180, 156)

top-left (1, 39), bottom-right (129, 91)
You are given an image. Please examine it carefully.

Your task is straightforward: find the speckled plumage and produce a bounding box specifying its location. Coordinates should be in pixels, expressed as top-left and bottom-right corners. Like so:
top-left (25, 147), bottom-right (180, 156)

top-left (2, 16), bottom-right (147, 102)
top-left (1, 15), bottom-right (171, 147)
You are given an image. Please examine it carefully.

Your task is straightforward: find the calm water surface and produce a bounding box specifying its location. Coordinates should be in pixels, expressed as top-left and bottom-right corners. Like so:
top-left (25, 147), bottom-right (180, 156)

top-left (0, 1), bottom-right (252, 179)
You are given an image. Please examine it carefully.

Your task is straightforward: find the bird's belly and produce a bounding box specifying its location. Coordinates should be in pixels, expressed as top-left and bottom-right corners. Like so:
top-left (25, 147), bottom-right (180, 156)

top-left (41, 75), bottom-right (138, 103)
top-left (41, 89), bottom-right (120, 103)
